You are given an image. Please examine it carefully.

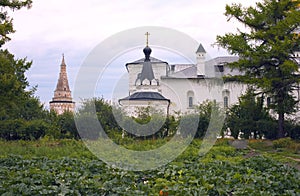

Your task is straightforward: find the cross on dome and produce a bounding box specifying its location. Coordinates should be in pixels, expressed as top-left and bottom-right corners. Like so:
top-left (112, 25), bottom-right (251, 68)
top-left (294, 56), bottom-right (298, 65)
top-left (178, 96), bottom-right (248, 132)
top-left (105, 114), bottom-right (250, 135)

top-left (145, 32), bottom-right (150, 46)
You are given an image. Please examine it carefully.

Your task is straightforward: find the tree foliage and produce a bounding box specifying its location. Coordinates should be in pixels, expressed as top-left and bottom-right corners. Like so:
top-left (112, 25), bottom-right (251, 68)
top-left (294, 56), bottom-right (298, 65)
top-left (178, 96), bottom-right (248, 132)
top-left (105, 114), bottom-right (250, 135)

top-left (178, 101), bottom-right (224, 138)
top-left (0, 0), bottom-right (53, 140)
top-left (216, 0), bottom-right (300, 138)
top-left (0, 0), bottom-right (34, 121)
top-left (226, 88), bottom-right (277, 139)
top-left (0, 0), bottom-right (32, 46)
top-left (76, 98), bottom-right (175, 140)
top-left (77, 98), bottom-right (120, 133)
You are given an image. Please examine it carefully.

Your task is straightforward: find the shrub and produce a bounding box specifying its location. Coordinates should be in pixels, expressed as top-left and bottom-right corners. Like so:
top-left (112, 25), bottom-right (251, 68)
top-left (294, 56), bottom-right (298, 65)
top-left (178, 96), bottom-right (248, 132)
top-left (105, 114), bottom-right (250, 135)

top-left (273, 137), bottom-right (292, 149)
top-left (0, 119), bottom-right (48, 140)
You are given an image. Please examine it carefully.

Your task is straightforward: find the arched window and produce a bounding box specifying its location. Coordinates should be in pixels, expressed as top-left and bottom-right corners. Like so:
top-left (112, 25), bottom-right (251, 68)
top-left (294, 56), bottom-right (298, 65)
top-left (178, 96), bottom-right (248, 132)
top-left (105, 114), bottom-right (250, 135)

top-left (224, 96), bottom-right (229, 108)
top-left (189, 97), bottom-right (193, 108)
top-left (187, 91), bottom-right (194, 108)
top-left (222, 90), bottom-right (230, 108)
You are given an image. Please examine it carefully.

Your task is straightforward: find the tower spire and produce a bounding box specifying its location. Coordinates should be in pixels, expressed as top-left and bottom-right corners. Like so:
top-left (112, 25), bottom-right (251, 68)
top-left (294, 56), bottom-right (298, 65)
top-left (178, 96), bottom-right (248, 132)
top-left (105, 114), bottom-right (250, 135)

top-left (61, 53), bottom-right (66, 66)
top-left (49, 54), bottom-right (75, 114)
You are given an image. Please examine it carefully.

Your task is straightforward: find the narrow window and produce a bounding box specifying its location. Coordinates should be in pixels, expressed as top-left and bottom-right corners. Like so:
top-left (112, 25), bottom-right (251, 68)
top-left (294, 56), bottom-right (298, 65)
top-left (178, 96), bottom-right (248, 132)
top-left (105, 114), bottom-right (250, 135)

top-left (224, 96), bottom-right (229, 108)
top-left (222, 90), bottom-right (230, 108)
top-left (187, 91), bottom-right (195, 108)
top-left (188, 97), bottom-right (193, 108)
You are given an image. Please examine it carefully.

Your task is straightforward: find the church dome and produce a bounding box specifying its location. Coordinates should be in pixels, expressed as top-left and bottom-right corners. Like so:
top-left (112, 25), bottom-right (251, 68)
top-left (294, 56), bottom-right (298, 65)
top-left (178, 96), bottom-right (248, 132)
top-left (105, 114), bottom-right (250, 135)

top-left (143, 46), bottom-right (152, 61)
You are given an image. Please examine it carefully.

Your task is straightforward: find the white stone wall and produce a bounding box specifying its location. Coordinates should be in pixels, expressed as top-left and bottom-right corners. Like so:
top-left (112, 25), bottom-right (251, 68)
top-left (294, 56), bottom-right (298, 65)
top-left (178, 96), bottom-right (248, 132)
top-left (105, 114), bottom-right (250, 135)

top-left (125, 60), bottom-right (247, 115)
top-left (127, 62), bottom-right (168, 94)
top-left (160, 78), bottom-right (246, 114)
top-left (119, 99), bottom-right (170, 117)
top-left (124, 53), bottom-right (247, 116)
top-left (50, 102), bottom-right (75, 115)
top-left (127, 64), bottom-right (142, 93)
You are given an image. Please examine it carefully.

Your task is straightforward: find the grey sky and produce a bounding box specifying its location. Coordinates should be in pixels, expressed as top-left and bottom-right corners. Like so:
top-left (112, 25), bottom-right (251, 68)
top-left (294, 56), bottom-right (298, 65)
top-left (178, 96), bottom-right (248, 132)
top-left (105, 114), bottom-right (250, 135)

top-left (4, 0), bottom-right (258, 108)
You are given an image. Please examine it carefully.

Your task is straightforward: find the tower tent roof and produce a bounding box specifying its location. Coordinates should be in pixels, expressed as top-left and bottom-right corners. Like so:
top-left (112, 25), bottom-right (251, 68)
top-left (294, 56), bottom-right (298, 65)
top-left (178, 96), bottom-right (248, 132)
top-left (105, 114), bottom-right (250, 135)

top-left (55, 55), bottom-right (71, 92)
top-left (196, 44), bottom-right (206, 53)
top-left (61, 54), bottom-right (66, 66)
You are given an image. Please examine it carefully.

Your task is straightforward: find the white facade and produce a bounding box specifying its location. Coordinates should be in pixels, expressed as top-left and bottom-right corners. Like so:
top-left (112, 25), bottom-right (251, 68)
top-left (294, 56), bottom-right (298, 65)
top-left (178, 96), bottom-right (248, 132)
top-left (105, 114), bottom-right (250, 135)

top-left (119, 44), bottom-right (247, 115)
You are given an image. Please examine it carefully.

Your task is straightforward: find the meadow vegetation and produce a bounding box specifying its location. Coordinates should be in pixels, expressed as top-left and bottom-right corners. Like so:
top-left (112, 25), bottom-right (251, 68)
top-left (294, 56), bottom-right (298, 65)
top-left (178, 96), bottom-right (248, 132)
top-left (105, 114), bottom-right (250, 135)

top-left (0, 138), bottom-right (299, 195)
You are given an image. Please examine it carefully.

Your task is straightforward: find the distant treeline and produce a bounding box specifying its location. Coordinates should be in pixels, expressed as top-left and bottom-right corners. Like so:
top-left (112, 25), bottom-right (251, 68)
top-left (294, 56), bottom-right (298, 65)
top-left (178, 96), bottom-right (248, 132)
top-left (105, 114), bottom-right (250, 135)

top-left (1, 96), bottom-right (300, 141)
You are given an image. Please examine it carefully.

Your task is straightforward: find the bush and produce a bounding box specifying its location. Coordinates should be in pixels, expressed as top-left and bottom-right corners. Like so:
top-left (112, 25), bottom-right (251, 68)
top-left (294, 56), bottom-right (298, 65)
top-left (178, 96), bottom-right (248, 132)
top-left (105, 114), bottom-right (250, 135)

top-left (178, 114), bottom-right (199, 137)
top-left (225, 88), bottom-right (276, 139)
top-left (75, 114), bottom-right (101, 140)
top-left (57, 112), bottom-right (79, 139)
top-left (286, 122), bottom-right (300, 140)
top-left (273, 137), bottom-right (293, 149)
top-left (0, 119), bottom-right (48, 140)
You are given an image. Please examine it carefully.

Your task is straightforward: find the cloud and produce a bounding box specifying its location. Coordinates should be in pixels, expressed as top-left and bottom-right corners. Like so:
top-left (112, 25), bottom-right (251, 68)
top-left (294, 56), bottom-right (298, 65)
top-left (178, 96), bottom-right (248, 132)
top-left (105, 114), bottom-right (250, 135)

top-left (4, 0), bottom-right (260, 106)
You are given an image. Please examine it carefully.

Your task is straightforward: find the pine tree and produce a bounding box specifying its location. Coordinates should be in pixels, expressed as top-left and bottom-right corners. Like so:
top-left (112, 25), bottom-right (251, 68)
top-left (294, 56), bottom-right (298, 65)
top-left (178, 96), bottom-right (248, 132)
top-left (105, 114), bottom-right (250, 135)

top-left (216, 0), bottom-right (300, 138)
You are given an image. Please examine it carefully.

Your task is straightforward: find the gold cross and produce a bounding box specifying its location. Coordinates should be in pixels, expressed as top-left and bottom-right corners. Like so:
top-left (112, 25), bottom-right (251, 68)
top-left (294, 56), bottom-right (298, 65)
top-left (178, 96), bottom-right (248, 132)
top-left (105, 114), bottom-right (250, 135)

top-left (145, 32), bottom-right (150, 46)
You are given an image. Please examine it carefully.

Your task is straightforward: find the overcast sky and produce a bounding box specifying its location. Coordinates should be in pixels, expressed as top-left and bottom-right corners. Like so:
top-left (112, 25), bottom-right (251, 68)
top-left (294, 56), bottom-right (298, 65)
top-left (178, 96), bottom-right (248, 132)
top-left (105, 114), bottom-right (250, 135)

top-left (4, 0), bottom-right (258, 108)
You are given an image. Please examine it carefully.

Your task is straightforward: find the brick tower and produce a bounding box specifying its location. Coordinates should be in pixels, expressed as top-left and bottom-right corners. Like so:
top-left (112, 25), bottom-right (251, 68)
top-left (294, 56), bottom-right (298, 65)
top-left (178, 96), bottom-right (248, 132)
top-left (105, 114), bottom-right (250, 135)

top-left (49, 55), bottom-right (75, 114)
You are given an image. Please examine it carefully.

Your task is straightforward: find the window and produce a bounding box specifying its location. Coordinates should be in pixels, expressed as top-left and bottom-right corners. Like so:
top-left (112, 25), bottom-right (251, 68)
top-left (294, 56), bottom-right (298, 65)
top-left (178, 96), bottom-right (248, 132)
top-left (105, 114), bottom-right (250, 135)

top-left (222, 90), bottom-right (230, 108)
top-left (224, 96), bottom-right (229, 108)
top-left (188, 97), bottom-right (193, 108)
top-left (187, 91), bottom-right (195, 108)
top-left (171, 65), bottom-right (175, 72)
top-left (215, 65), bottom-right (224, 72)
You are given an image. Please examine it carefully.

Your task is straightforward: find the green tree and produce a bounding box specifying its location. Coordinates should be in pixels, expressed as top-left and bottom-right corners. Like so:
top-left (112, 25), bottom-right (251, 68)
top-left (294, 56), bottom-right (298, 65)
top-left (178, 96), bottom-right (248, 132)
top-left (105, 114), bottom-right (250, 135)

top-left (57, 111), bottom-right (79, 139)
top-left (0, 1), bottom-right (52, 140)
top-left (216, 0), bottom-right (300, 138)
top-left (0, 0), bottom-right (32, 47)
top-left (178, 100), bottom-right (223, 139)
top-left (226, 88), bottom-right (277, 139)
top-left (77, 98), bottom-right (120, 133)
top-left (0, 0), bottom-right (33, 121)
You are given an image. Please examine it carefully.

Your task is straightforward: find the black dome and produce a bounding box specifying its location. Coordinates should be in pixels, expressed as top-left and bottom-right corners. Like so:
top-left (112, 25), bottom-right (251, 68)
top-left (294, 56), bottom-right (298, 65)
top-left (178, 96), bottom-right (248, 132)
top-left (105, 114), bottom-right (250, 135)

top-left (143, 46), bottom-right (152, 61)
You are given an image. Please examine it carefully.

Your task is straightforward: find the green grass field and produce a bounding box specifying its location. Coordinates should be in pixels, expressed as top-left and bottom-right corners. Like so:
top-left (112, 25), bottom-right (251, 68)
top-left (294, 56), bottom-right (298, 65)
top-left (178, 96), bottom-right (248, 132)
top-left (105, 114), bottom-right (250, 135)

top-left (0, 138), bottom-right (299, 195)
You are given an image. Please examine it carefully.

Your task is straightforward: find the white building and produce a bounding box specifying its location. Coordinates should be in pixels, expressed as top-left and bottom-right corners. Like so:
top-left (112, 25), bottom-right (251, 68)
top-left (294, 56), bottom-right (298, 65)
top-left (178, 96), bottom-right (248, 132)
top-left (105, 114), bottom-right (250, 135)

top-left (119, 43), bottom-right (247, 115)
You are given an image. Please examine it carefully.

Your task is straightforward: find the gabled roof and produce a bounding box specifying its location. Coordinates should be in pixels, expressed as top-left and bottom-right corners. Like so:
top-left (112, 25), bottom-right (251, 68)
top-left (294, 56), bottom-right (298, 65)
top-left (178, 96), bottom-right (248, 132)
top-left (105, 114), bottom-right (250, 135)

top-left (126, 56), bottom-right (168, 65)
top-left (205, 56), bottom-right (239, 66)
top-left (167, 65), bottom-right (197, 78)
top-left (196, 44), bottom-right (206, 53)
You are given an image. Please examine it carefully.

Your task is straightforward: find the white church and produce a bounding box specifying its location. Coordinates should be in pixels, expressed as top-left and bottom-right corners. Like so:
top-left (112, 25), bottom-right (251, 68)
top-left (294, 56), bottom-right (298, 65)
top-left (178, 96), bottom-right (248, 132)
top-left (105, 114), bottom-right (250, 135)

top-left (118, 36), bottom-right (247, 116)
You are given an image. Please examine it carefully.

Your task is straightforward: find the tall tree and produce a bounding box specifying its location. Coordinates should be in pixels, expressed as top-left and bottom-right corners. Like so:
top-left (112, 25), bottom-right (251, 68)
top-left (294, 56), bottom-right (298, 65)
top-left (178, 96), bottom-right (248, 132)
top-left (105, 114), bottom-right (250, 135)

top-left (216, 0), bottom-right (300, 138)
top-left (0, 0), bottom-right (33, 120)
